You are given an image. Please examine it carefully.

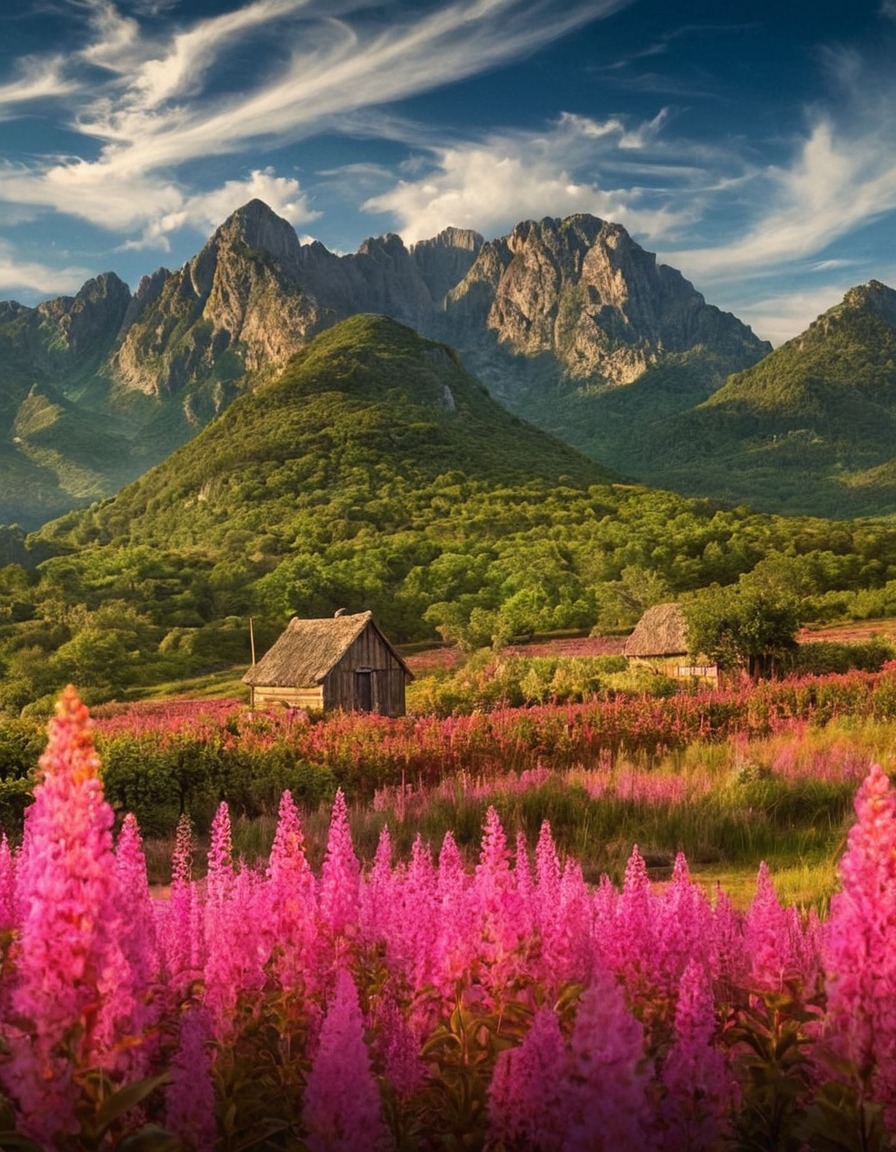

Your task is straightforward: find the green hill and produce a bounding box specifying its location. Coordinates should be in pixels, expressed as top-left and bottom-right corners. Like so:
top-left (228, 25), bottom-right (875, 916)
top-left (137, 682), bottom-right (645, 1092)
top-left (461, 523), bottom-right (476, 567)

top-left (11, 312), bottom-right (896, 716)
top-left (39, 314), bottom-right (611, 552)
top-left (594, 281), bottom-right (896, 518)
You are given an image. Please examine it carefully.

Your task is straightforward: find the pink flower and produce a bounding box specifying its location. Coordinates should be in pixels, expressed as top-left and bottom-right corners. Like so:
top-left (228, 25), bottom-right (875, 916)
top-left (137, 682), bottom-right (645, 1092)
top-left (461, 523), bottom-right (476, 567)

top-left (160, 814), bottom-right (202, 990)
top-left (1, 687), bottom-right (134, 1142)
top-left (659, 959), bottom-right (734, 1151)
top-left (265, 789), bottom-right (317, 991)
top-left (824, 763), bottom-right (896, 1124)
top-left (470, 807), bottom-right (529, 994)
top-left (562, 968), bottom-right (651, 1150)
top-left (0, 832), bottom-right (16, 935)
top-left (318, 790), bottom-right (360, 952)
top-left (488, 1007), bottom-right (566, 1149)
top-left (303, 968), bottom-right (385, 1151)
top-left (744, 861), bottom-right (810, 993)
top-left (165, 1003), bottom-right (216, 1151)
top-left (653, 853), bottom-right (714, 1000)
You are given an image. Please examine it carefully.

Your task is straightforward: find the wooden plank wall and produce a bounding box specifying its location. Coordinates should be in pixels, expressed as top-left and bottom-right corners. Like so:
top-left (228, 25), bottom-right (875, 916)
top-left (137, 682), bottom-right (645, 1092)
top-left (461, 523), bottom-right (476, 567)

top-left (325, 624), bottom-right (408, 716)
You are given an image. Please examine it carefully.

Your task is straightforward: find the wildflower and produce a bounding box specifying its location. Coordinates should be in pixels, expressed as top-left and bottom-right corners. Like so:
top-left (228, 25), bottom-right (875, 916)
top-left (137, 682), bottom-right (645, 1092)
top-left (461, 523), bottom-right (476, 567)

top-left (265, 789), bottom-right (317, 991)
top-left (160, 813), bottom-right (201, 990)
top-left (318, 790), bottom-right (360, 949)
top-left (303, 968), bottom-right (385, 1151)
top-left (658, 959), bottom-right (734, 1151)
top-left (488, 1007), bottom-right (566, 1150)
top-left (165, 1003), bottom-right (216, 1152)
top-left (744, 861), bottom-right (810, 993)
top-left (562, 967), bottom-right (651, 1150)
top-left (824, 763), bottom-right (896, 1125)
top-left (1, 687), bottom-right (133, 1142)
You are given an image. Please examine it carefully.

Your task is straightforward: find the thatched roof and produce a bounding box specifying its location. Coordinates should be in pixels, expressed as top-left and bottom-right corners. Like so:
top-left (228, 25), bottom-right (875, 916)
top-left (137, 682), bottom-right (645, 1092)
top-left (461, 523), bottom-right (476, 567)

top-left (623, 602), bottom-right (689, 657)
top-left (243, 611), bottom-right (411, 687)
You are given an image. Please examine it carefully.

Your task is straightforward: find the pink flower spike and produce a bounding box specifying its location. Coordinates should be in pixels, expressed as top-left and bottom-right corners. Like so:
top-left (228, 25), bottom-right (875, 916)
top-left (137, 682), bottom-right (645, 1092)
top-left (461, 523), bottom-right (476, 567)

top-left (659, 958), bottom-right (734, 1151)
top-left (0, 832), bottom-right (16, 935)
top-left (488, 1007), bottom-right (566, 1149)
top-left (825, 763), bottom-right (896, 1124)
top-left (165, 1004), bottom-right (216, 1152)
top-left (318, 789), bottom-right (360, 947)
top-left (1, 687), bottom-right (130, 1143)
top-left (562, 968), bottom-right (651, 1151)
top-left (302, 968), bottom-right (385, 1151)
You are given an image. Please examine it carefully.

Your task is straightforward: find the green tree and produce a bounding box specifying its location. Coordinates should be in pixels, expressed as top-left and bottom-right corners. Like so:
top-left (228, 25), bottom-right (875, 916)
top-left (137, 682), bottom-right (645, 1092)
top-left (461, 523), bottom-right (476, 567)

top-left (683, 583), bottom-right (800, 675)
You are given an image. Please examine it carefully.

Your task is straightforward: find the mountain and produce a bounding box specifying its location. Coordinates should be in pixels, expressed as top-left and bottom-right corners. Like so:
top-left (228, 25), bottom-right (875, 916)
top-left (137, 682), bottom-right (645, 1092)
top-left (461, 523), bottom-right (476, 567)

top-left (603, 280), bottom-right (896, 518)
top-left (434, 215), bottom-right (770, 416)
top-left (38, 314), bottom-right (610, 554)
top-left (0, 201), bottom-right (768, 529)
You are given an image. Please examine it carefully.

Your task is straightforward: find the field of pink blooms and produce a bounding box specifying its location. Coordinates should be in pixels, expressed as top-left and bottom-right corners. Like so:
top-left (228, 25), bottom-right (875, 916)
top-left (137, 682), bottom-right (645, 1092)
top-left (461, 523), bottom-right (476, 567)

top-left (2, 687), bottom-right (896, 1149)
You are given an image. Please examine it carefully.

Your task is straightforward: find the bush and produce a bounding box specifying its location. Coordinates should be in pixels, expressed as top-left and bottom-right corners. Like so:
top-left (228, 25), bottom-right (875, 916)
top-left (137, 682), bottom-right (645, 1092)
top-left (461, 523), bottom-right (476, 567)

top-left (789, 639), bottom-right (895, 676)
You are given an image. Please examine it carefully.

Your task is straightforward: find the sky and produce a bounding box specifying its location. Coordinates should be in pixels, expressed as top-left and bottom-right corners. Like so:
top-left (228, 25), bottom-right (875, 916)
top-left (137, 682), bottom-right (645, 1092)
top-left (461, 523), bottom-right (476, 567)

top-left (1, 0), bottom-right (895, 345)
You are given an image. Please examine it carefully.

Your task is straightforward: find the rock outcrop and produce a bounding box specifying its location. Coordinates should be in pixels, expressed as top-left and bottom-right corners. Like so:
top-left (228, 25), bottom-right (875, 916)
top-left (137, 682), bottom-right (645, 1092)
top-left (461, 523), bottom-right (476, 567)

top-left (440, 215), bottom-right (769, 400)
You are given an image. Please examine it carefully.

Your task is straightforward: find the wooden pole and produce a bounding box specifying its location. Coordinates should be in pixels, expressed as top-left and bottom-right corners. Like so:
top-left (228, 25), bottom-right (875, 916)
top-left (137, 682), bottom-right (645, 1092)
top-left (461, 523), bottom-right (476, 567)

top-left (249, 616), bottom-right (256, 666)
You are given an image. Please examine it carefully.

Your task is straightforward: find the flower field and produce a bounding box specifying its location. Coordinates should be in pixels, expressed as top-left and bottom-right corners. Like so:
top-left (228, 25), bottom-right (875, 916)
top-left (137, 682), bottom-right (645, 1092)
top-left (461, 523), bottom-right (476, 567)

top-left (2, 687), bottom-right (896, 1148)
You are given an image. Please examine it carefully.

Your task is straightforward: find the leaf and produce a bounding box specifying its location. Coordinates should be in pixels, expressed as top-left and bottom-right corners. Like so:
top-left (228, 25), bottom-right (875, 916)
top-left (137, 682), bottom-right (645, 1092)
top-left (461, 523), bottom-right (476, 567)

top-left (93, 1071), bottom-right (172, 1135)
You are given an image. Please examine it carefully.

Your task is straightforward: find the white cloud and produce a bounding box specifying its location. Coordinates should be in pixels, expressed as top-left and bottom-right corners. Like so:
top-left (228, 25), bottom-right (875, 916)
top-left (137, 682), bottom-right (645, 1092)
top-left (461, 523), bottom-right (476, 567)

top-left (362, 112), bottom-right (704, 245)
top-left (660, 45), bottom-right (896, 293)
top-left (125, 168), bottom-right (320, 249)
top-left (725, 286), bottom-right (851, 347)
top-left (0, 56), bottom-right (77, 116)
top-left (0, 243), bottom-right (92, 297)
top-left (0, 0), bottom-right (633, 255)
top-left (666, 117), bottom-right (896, 286)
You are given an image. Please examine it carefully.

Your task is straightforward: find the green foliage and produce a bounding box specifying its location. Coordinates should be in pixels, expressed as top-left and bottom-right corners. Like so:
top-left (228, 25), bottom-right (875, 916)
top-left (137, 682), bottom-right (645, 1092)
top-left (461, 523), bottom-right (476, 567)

top-left (683, 583), bottom-right (801, 672)
top-left (11, 314), bottom-right (896, 710)
top-left (788, 639), bottom-right (895, 676)
top-left (727, 987), bottom-right (821, 1152)
top-left (585, 287), bottom-right (896, 518)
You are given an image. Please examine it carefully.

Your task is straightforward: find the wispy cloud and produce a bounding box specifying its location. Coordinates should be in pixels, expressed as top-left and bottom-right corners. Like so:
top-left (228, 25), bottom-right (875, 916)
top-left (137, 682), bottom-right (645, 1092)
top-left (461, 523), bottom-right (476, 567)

top-left (0, 55), bottom-right (77, 117)
top-left (0, 241), bottom-right (91, 297)
top-left (362, 111), bottom-right (708, 244)
top-left (661, 45), bottom-right (896, 290)
top-left (0, 0), bottom-right (631, 246)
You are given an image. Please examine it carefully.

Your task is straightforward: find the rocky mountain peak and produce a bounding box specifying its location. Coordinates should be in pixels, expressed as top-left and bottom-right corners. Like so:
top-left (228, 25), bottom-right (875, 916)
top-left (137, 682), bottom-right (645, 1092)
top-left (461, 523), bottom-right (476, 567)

top-left (33, 272), bottom-right (132, 366)
top-left (841, 280), bottom-right (896, 328)
top-left (219, 198), bottom-right (303, 268)
top-left (110, 200), bottom-right (320, 397)
top-left (442, 212), bottom-right (769, 397)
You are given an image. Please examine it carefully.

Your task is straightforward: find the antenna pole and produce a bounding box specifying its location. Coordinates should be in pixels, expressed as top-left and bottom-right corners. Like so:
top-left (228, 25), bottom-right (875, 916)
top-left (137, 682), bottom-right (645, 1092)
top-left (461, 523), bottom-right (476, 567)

top-left (249, 616), bottom-right (256, 666)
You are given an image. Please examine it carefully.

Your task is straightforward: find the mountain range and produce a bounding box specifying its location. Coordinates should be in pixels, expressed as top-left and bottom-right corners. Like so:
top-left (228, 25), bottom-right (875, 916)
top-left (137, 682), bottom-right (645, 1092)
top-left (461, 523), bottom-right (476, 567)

top-left (0, 200), bottom-right (767, 529)
top-left (4, 198), bottom-right (896, 527)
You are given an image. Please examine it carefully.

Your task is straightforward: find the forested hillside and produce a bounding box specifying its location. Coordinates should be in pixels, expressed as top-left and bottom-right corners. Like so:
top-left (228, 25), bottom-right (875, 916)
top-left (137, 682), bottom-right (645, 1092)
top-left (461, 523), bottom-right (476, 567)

top-left (4, 315), bottom-right (896, 715)
top-left (577, 281), bottom-right (896, 517)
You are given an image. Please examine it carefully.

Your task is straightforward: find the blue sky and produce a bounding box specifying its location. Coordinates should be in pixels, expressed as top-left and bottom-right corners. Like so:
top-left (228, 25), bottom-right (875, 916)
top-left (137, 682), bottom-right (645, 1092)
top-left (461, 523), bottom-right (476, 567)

top-left (1, 0), bottom-right (895, 344)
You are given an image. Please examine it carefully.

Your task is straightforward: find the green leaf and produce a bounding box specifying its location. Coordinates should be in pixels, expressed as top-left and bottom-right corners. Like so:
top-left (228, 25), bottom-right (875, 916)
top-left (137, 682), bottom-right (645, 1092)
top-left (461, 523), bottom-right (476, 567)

top-left (92, 1071), bottom-right (172, 1135)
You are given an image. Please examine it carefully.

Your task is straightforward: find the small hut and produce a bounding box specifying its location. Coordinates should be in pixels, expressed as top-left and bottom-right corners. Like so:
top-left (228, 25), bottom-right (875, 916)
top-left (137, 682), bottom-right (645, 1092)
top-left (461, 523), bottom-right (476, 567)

top-left (243, 611), bottom-right (413, 715)
top-left (624, 602), bottom-right (717, 684)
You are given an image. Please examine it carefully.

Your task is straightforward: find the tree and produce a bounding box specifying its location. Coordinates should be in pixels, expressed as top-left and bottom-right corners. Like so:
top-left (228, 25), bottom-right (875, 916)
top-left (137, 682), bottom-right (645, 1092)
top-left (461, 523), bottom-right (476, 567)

top-left (683, 584), bottom-right (800, 676)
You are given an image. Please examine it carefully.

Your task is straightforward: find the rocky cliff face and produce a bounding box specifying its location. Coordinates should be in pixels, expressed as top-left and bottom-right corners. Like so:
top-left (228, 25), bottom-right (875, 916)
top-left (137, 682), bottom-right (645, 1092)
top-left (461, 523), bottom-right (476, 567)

top-left (111, 199), bottom-right (323, 399)
top-left (440, 215), bottom-right (769, 400)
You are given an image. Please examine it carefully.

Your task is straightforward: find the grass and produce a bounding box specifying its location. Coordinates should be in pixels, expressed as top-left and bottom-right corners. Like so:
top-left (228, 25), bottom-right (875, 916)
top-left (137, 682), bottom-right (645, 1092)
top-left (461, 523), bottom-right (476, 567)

top-left (139, 717), bottom-right (869, 912)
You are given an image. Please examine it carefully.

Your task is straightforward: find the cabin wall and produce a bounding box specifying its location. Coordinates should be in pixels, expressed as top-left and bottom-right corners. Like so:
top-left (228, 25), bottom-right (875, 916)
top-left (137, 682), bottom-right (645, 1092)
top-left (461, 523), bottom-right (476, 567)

top-left (627, 654), bottom-right (718, 684)
top-left (324, 624), bottom-right (408, 716)
top-left (250, 684), bottom-right (324, 710)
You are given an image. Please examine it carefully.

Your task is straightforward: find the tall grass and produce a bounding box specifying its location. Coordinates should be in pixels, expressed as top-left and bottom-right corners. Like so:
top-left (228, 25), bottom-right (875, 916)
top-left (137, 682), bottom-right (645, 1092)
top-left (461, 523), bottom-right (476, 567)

top-left (142, 717), bottom-right (883, 908)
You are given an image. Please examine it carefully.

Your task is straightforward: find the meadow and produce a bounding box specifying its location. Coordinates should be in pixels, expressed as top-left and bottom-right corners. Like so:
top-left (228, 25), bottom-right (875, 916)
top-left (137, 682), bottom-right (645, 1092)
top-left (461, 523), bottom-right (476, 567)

top-left (2, 683), bottom-right (896, 1149)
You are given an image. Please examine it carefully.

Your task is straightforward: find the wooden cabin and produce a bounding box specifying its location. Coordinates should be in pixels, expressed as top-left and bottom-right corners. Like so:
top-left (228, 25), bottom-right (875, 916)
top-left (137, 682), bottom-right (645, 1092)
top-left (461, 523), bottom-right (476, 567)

top-left (243, 611), bottom-right (413, 715)
top-left (624, 602), bottom-right (718, 684)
